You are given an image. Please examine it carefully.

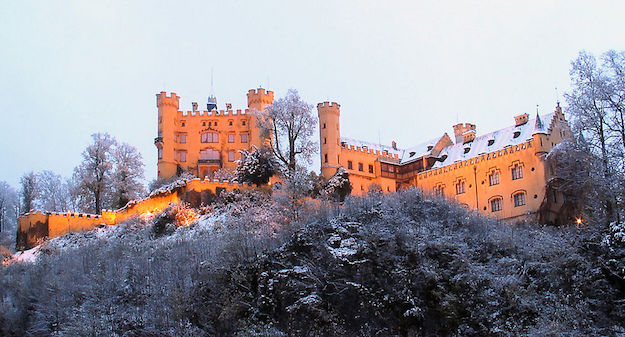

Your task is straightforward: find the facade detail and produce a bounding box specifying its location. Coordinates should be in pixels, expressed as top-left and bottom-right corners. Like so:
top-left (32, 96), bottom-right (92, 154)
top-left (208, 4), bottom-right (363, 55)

top-left (318, 101), bottom-right (571, 222)
top-left (155, 88), bottom-right (274, 180)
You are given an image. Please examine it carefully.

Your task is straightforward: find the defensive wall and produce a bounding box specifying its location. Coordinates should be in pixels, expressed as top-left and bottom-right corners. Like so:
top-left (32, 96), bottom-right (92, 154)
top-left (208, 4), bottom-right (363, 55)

top-left (17, 179), bottom-right (251, 250)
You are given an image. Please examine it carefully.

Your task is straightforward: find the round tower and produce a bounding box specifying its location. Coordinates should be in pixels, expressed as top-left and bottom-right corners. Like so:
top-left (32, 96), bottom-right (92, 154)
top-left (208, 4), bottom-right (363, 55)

top-left (156, 91), bottom-right (180, 179)
top-left (317, 101), bottom-right (341, 179)
top-left (247, 88), bottom-right (275, 147)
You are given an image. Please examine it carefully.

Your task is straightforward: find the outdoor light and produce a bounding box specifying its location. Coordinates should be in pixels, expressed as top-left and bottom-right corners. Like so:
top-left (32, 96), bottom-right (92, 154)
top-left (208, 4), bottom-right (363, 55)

top-left (576, 218), bottom-right (583, 226)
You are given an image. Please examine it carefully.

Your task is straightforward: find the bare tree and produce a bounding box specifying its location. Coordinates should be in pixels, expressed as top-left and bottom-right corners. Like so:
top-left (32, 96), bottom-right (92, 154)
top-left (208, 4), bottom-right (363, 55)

top-left (37, 170), bottom-right (71, 212)
top-left (257, 89), bottom-right (317, 172)
top-left (0, 181), bottom-right (18, 233)
top-left (19, 171), bottom-right (38, 213)
top-left (111, 142), bottom-right (146, 208)
top-left (71, 133), bottom-right (116, 213)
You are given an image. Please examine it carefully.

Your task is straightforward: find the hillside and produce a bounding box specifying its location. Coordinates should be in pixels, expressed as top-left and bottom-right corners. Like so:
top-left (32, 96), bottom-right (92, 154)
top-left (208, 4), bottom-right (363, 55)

top-left (1, 189), bottom-right (624, 336)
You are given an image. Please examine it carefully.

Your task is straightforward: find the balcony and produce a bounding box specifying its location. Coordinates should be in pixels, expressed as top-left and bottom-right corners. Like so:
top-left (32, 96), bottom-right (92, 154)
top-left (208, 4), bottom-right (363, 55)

top-left (198, 159), bottom-right (221, 165)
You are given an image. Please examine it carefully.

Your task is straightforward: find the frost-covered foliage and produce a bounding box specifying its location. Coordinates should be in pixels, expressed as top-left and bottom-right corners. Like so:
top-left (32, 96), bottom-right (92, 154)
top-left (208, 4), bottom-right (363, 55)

top-left (321, 167), bottom-right (352, 202)
top-left (256, 89), bottom-right (317, 172)
top-left (212, 168), bottom-right (237, 182)
top-left (19, 171), bottom-right (38, 212)
top-left (0, 181), bottom-right (18, 244)
top-left (71, 133), bottom-right (146, 213)
top-left (149, 171), bottom-right (194, 194)
top-left (36, 170), bottom-right (72, 212)
top-left (236, 146), bottom-right (275, 186)
top-left (1, 189), bottom-right (624, 336)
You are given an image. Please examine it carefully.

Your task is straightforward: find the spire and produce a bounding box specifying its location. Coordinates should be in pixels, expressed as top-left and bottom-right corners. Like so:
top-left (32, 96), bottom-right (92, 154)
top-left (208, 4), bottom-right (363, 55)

top-left (207, 68), bottom-right (217, 110)
top-left (533, 112), bottom-right (547, 135)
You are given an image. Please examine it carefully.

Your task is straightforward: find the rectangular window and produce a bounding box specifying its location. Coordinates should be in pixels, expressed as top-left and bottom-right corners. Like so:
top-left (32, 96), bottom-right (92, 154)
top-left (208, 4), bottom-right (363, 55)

top-left (201, 132), bottom-right (219, 143)
top-left (228, 134), bottom-right (235, 143)
top-left (456, 180), bottom-right (465, 195)
top-left (241, 133), bottom-right (248, 143)
top-left (368, 165), bottom-right (374, 174)
top-left (347, 161), bottom-right (353, 170)
top-left (228, 150), bottom-right (235, 162)
top-left (324, 137), bottom-right (327, 144)
top-left (514, 193), bottom-right (526, 207)
top-left (323, 123), bottom-right (326, 129)
top-left (242, 120), bottom-right (246, 126)
top-left (180, 120), bottom-right (186, 127)
top-left (158, 148), bottom-right (162, 159)
top-left (179, 134), bottom-right (186, 143)
top-left (512, 165), bottom-right (523, 180)
top-left (491, 198), bottom-right (502, 212)
top-left (200, 149), bottom-right (220, 160)
top-left (435, 186), bottom-right (445, 197)
top-left (358, 163), bottom-right (363, 171)
top-left (324, 153), bottom-right (328, 163)
top-left (178, 151), bottom-right (186, 162)
top-left (489, 172), bottom-right (500, 186)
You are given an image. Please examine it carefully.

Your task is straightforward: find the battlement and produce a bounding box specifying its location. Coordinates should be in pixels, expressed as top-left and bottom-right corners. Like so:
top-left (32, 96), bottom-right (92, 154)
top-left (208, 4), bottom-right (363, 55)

top-left (179, 108), bottom-right (249, 117)
top-left (248, 88), bottom-right (274, 96)
top-left (156, 92), bottom-right (180, 108)
top-left (317, 101), bottom-right (341, 109)
top-left (340, 142), bottom-right (399, 160)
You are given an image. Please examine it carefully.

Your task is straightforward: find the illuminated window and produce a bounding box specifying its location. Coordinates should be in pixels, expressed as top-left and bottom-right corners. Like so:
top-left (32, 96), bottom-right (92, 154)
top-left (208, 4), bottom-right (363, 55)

top-left (201, 132), bottom-right (219, 143)
top-left (511, 163), bottom-right (523, 180)
top-left (514, 192), bottom-right (526, 207)
top-left (228, 134), bottom-right (235, 143)
top-left (456, 179), bottom-right (465, 195)
top-left (228, 150), bottom-right (235, 162)
top-left (240, 133), bottom-right (248, 143)
top-left (347, 161), bottom-right (353, 169)
top-left (489, 171), bottom-right (500, 186)
top-left (490, 197), bottom-right (502, 212)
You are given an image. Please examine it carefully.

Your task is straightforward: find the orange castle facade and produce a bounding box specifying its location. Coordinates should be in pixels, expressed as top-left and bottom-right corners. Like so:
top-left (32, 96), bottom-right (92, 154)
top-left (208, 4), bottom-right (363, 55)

top-left (155, 88), bottom-right (274, 180)
top-left (318, 101), bottom-right (571, 222)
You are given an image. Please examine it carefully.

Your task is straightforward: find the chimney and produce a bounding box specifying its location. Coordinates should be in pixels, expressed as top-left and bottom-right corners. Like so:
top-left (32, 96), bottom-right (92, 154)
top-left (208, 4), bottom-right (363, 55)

top-left (514, 113), bottom-right (529, 126)
top-left (192, 102), bottom-right (198, 112)
top-left (452, 123), bottom-right (476, 144)
top-left (392, 141), bottom-right (397, 150)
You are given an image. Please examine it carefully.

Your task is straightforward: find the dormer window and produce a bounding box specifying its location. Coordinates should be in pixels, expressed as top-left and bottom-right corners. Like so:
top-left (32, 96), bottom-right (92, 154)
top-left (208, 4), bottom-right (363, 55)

top-left (513, 129), bottom-right (521, 138)
top-left (409, 151), bottom-right (416, 157)
top-left (427, 145), bottom-right (433, 151)
top-left (487, 138), bottom-right (495, 146)
top-left (463, 145), bottom-right (471, 154)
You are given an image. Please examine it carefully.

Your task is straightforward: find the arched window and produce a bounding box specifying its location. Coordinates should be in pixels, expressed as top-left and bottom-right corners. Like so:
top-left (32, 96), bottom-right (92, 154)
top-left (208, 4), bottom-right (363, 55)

top-left (490, 196), bottom-right (503, 212)
top-left (455, 178), bottom-right (466, 195)
top-left (513, 191), bottom-right (526, 207)
top-left (511, 161), bottom-right (523, 180)
top-left (434, 183), bottom-right (445, 197)
top-left (488, 169), bottom-right (500, 186)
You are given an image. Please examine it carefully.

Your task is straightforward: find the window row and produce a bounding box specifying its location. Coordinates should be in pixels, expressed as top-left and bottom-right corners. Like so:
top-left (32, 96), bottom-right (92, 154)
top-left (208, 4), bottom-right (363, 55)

top-left (347, 160), bottom-right (374, 174)
top-left (173, 132), bottom-right (248, 144)
top-left (487, 162), bottom-right (524, 186)
top-left (176, 149), bottom-right (239, 162)
top-left (179, 119), bottom-right (248, 128)
top-left (489, 192), bottom-right (526, 212)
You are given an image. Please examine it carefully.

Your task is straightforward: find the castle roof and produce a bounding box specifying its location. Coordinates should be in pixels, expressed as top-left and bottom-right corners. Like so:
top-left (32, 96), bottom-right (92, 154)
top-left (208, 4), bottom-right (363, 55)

top-left (431, 112), bottom-right (555, 169)
top-left (341, 135), bottom-right (447, 164)
top-left (341, 137), bottom-right (403, 157)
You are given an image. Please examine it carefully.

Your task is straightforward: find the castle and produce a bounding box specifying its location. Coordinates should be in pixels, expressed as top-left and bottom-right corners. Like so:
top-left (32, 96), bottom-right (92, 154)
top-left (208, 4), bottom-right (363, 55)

top-left (155, 88), bottom-right (273, 180)
top-left (318, 101), bottom-right (571, 222)
top-left (17, 87), bottom-right (572, 249)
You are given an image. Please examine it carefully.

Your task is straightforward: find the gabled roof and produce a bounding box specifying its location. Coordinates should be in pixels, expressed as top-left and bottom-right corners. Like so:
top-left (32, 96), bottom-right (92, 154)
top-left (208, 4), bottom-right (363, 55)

top-left (431, 112), bottom-right (554, 169)
top-left (341, 134), bottom-right (449, 164)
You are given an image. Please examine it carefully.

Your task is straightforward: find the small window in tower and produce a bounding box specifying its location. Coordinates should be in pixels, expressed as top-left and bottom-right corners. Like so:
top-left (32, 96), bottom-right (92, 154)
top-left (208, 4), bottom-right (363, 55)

top-left (368, 165), bottom-right (374, 173)
top-left (214, 121), bottom-right (218, 126)
top-left (358, 163), bottom-right (363, 171)
top-left (347, 161), bottom-right (353, 170)
top-left (181, 120), bottom-right (186, 127)
top-left (229, 120), bottom-right (233, 126)
top-left (202, 121), bottom-right (206, 127)
top-left (242, 120), bottom-right (246, 126)
top-left (324, 154), bottom-right (328, 163)
top-left (323, 123), bottom-right (326, 129)
top-left (208, 121), bottom-right (212, 126)
top-left (324, 137), bottom-right (327, 144)
top-left (241, 133), bottom-right (248, 143)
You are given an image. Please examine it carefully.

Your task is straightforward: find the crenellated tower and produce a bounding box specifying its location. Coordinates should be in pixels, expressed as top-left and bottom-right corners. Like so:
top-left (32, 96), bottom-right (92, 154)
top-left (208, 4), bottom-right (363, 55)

top-left (247, 88), bottom-right (274, 147)
top-left (317, 101), bottom-right (341, 179)
top-left (155, 92), bottom-right (180, 179)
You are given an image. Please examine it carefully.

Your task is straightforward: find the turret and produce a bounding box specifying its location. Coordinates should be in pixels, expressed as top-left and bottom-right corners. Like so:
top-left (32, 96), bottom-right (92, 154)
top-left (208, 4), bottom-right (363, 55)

top-left (247, 88), bottom-right (274, 147)
top-left (452, 123), bottom-right (476, 144)
top-left (156, 92), bottom-right (180, 179)
top-left (318, 101), bottom-right (341, 179)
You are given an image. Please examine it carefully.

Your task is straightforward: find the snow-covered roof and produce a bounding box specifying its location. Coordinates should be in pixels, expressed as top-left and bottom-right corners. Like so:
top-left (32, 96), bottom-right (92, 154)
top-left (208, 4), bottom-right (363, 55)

top-left (341, 135), bottom-right (447, 164)
top-left (431, 113), bottom-right (554, 169)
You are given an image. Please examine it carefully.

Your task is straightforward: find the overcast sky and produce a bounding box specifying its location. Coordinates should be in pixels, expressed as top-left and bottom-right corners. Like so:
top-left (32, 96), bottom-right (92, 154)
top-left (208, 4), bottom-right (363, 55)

top-left (1, 0), bottom-right (624, 188)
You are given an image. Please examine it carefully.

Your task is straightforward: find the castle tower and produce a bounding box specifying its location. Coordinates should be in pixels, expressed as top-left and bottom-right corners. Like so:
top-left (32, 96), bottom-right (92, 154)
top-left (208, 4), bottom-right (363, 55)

top-left (156, 92), bottom-right (180, 179)
top-left (318, 101), bottom-right (341, 179)
top-left (247, 88), bottom-right (274, 147)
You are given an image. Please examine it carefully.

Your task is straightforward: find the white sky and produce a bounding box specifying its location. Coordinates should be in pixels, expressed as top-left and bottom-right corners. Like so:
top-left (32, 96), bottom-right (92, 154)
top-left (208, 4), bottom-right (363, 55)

top-left (1, 0), bottom-right (624, 188)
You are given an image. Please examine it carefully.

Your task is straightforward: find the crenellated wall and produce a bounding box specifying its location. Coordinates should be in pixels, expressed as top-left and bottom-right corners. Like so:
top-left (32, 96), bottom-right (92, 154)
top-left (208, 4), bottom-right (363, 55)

top-left (17, 179), bottom-right (251, 250)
